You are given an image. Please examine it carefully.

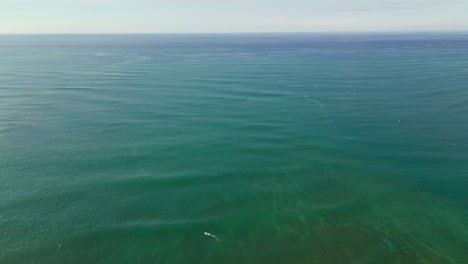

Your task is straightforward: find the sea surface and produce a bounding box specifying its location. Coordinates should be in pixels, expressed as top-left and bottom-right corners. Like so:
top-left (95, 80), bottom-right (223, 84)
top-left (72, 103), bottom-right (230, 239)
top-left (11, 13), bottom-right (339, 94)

top-left (0, 33), bottom-right (467, 263)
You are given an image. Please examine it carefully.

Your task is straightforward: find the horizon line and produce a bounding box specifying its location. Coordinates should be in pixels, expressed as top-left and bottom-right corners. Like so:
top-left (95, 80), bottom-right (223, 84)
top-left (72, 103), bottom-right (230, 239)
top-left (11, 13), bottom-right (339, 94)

top-left (1, 30), bottom-right (468, 35)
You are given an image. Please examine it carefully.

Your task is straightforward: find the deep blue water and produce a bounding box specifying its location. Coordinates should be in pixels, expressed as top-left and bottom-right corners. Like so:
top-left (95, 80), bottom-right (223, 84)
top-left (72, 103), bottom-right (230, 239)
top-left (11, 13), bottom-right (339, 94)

top-left (0, 33), bottom-right (467, 263)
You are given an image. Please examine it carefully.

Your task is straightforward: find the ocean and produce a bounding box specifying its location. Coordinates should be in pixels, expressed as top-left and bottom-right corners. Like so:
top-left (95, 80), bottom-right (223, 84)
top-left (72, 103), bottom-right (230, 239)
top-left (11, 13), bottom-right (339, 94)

top-left (0, 33), bottom-right (467, 263)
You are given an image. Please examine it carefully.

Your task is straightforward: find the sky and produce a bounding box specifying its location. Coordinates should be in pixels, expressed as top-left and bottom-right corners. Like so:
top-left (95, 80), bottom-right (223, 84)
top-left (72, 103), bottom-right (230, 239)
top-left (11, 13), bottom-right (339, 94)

top-left (1, 0), bottom-right (468, 33)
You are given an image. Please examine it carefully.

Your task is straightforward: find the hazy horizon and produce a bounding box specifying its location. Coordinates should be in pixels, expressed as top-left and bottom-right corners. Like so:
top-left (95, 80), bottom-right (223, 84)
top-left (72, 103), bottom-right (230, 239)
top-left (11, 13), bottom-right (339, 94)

top-left (2, 30), bottom-right (468, 35)
top-left (2, 0), bottom-right (468, 34)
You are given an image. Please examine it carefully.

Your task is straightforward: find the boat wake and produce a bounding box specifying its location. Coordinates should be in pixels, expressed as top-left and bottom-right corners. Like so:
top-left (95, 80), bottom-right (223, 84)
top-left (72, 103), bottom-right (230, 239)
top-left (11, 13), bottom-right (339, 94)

top-left (204, 232), bottom-right (220, 242)
top-left (303, 95), bottom-right (323, 108)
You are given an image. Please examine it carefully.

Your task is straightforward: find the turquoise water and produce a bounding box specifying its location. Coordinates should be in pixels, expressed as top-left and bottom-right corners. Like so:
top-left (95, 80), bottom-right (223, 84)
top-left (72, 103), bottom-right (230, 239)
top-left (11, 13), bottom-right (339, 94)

top-left (0, 33), bottom-right (467, 263)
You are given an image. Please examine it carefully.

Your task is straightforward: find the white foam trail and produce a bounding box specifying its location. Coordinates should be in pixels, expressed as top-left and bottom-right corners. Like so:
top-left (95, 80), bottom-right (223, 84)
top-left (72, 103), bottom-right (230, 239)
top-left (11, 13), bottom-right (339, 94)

top-left (204, 232), bottom-right (220, 241)
top-left (303, 95), bottom-right (323, 108)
